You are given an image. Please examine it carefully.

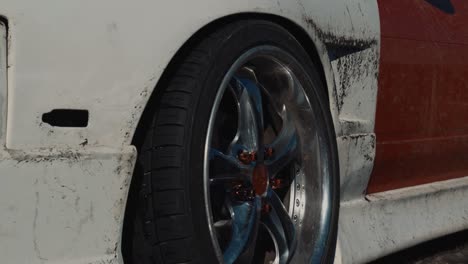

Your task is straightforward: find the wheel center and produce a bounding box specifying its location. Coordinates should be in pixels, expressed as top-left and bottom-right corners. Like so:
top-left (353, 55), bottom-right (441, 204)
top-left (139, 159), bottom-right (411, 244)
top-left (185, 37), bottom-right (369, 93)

top-left (252, 164), bottom-right (268, 196)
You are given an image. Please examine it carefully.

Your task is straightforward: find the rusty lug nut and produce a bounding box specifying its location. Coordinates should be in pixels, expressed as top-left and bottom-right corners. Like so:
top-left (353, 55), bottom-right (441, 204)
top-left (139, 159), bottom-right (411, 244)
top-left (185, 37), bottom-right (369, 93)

top-left (232, 184), bottom-right (255, 201)
top-left (270, 178), bottom-right (284, 190)
top-left (238, 148), bottom-right (273, 164)
top-left (238, 150), bottom-right (256, 164)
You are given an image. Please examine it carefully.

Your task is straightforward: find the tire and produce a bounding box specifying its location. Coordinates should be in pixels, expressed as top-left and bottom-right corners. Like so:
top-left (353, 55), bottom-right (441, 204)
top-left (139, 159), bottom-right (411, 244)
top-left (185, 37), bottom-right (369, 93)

top-left (129, 20), bottom-right (339, 264)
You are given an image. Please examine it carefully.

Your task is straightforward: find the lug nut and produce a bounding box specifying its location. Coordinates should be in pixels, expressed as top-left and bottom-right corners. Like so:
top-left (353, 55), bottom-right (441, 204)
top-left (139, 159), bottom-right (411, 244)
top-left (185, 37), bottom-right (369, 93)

top-left (232, 184), bottom-right (255, 201)
top-left (238, 147), bottom-right (274, 164)
top-left (238, 150), bottom-right (256, 164)
top-left (271, 178), bottom-right (288, 190)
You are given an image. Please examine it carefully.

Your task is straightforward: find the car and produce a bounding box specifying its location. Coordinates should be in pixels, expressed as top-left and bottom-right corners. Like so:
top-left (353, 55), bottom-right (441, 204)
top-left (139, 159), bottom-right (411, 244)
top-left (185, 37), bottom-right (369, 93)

top-left (0, 0), bottom-right (467, 263)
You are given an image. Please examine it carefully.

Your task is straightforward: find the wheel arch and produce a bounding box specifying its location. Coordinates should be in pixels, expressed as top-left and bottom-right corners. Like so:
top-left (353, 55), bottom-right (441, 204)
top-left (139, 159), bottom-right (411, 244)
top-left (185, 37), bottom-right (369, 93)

top-left (132, 13), bottom-right (330, 148)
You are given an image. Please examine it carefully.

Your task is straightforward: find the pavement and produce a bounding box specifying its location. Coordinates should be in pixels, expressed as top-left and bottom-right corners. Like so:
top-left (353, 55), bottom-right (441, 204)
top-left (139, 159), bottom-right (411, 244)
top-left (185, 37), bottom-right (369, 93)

top-left (370, 230), bottom-right (468, 264)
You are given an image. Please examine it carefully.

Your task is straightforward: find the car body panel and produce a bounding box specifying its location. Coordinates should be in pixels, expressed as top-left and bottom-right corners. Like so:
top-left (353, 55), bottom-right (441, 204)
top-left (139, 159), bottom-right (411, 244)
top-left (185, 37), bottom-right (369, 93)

top-left (0, 1), bottom-right (380, 263)
top-left (0, 147), bottom-right (136, 264)
top-left (369, 0), bottom-right (468, 192)
top-left (0, 0), bottom-right (379, 150)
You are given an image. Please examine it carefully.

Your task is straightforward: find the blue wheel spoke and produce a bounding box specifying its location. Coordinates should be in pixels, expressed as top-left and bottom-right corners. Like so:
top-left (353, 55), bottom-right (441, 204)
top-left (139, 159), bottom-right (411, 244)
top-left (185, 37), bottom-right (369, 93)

top-left (264, 188), bottom-right (297, 263)
top-left (266, 110), bottom-right (299, 176)
top-left (228, 78), bottom-right (265, 162)
top-left (223, 197), bottom-right (261, 264)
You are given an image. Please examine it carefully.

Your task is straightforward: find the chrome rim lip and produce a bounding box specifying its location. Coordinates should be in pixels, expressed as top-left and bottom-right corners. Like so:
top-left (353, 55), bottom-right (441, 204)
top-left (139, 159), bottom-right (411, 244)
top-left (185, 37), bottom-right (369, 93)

top-left (204, 48), bottom-right (252, 262)
top-left (203, 45), bottom-right (332, 263)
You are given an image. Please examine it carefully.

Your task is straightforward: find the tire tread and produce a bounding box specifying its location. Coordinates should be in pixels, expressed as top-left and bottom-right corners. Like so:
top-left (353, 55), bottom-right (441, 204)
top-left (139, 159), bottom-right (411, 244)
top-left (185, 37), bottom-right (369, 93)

top-left (135, 31), bottom-right (218, 264)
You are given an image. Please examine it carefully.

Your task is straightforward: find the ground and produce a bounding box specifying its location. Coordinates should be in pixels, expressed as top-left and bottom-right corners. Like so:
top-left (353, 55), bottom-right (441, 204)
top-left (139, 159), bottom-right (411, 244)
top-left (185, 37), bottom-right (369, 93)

top-left (371, 230), bottom-right (468, 264)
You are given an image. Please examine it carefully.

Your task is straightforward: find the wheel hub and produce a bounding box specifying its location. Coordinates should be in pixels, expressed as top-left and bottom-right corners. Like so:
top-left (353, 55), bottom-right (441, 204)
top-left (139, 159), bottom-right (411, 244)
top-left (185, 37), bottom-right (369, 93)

top-left (252, 164), bottom-right (268, 196)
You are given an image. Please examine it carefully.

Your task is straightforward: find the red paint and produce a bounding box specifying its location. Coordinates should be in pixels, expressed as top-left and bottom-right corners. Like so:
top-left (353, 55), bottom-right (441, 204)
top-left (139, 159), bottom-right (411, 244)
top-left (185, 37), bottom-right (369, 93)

top-left (368, 0), bottom-right (468, 193)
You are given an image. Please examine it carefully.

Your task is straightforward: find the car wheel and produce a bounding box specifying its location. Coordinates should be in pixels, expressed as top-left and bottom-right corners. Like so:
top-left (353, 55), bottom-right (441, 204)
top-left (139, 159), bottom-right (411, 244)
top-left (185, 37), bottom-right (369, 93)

top-left (130, 20), bottom-right (339, 264)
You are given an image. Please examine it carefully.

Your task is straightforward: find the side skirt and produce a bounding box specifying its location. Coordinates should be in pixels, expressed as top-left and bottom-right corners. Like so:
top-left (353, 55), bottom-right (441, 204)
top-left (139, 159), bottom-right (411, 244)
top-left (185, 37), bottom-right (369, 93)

top-left (336, 176), bottom-right (468, 263)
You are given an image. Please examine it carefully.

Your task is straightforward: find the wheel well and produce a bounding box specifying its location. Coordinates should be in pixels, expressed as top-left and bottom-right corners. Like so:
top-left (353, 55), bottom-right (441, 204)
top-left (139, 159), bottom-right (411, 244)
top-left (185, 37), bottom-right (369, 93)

top-left (121, 13), bottom-right (329, 261)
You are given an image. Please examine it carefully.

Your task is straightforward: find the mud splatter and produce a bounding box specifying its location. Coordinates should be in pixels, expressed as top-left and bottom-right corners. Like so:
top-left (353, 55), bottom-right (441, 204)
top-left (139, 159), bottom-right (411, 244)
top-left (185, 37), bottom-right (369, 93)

top-left (301, 14), bottom-right (378, 114)
top-left (301, 14), bottom-right (376, 60)
top-left (80, 138), bottom-right (88, 147)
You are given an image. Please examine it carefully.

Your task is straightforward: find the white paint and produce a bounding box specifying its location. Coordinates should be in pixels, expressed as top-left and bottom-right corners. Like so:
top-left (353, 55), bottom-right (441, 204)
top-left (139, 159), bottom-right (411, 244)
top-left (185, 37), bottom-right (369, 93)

top-left (337, 134), bottom-right (376, 202)
top-left (336, 176), bottom-right (468, 263)
top-left (332, 49), bottom-right (379, 134)
top-left (0, 146), bottom-right (135, 264)
top-left (0, 0), bottom-right (380, 150)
